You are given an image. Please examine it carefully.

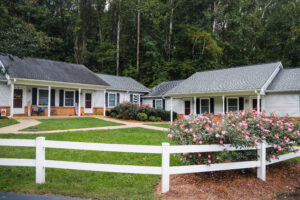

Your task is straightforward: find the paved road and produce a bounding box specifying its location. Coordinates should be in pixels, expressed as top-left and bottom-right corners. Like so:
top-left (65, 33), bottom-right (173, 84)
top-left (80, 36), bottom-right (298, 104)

top-left (0, 192), bottom-right (88, 200)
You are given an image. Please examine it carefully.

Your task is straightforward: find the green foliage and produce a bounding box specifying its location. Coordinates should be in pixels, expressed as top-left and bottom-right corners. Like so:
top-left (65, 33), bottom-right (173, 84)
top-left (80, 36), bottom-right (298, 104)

top-left (149, 116), bottom-right (157, 122)
top-left (137, 113), bottom-right (148, 121)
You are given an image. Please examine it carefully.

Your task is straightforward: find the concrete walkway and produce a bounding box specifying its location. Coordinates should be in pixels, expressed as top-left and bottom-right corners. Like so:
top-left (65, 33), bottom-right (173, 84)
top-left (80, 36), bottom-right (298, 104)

top-left (0, 192), bottom-right (87, 200)
top-left (0, 117), bottom-right (169, 134)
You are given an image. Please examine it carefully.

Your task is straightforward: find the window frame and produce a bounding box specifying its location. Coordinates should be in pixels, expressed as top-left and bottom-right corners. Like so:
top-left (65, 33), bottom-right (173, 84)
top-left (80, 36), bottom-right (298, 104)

top-left (155, 99), bottom-right (163, 109)
top-left (200, 98), bottom-right (210, 114)
top-left (132, 94), bottom-right (140, 105)
top-left (227, 97), bottom-right (239, 112)
top-left (64, 90), bottom-right (75, 107)
top-left (108, 92), bottom-right (117, 107)
top-left (37, 88), bottom-right (49, 106)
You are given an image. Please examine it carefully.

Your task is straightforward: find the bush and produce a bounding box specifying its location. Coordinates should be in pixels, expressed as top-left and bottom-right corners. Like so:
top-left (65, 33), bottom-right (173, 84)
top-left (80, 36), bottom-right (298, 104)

top-left (116, 114), bottom-right (122, 119)
top-left (149, 109), bottom-right (177, 121)
top-left (156, 117), bottom-right (162, 122)
top-left (149, 116), bottom-right (157, 122)
top-left (137, 113), bottom-right (148, 121)
top-left (110, 112), bottom-right (117, 118)
top-left (169, 111), bottom-right (300, 165)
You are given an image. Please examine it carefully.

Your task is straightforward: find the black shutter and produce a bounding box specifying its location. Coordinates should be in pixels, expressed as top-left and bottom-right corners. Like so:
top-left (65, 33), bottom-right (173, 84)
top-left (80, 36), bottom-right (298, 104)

top-left (210, 98), bottom-right (214, 114)
top-left (105, 92), bottom-right (108, 107)
top-left (239, 97), bottom-right (244, 111)
top-left (163, 99), bottom-right (165, 110)
top-left (196, 98), bottom-right (200, 114)
top-left (117, 93), bottom-right (120, 105)
top-left (51, 89), bottom-right (55, 107)
top-left (59, 90), bottom-right (64, 107)
top-left (153, 100), bottom-right (155, 108)
top-left (32, 88), bottom-right (37, 105)
top-left (130, 94), bottom-right (133, 102)
top-left (224, 98), bottom-right (227, 113)
top-left (75, 91), bottom-right (79, 104)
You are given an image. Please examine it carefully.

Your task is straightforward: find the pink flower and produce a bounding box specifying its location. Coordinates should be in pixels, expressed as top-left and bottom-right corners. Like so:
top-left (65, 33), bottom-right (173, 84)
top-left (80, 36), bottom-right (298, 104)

top-left (208, 160), bottom-right (211, 164)
top-left (189, 128), bottom-right (193, 132)
top-left (199, 140), bottom-right (203, 144)
top-left (208, 154), bottom-right (211, 158)
top-left (180, 158), bottom-right (183, 161)
top-left (288, 128), bottom-right (292, 132)
top-left (245, 135), bottom-right (249, 141)
top-left (184, 128), bottom-right (189, 133)
top-left (278, 146), bottom-right (282, 151)
top-left (183, 153), bottom-right (187, 156)
top-left (198, 153), bottom-right (202, 157)
top-left (221, 130), bottom-right (226, 135)
top-left (232, 124), bottom-right (236, 127)
top-left (275, 135), bottom-right (279, 139)
top-left (168, 134), bottom-right (173, 138)
top-left (215, 133), bottom-right (220, 138)
top-left (220, 140), bottom-right (223, 144)
top-left (189, 155), bottom-right (192, 158)
top-left (273, 144), bottom-right (277, 149)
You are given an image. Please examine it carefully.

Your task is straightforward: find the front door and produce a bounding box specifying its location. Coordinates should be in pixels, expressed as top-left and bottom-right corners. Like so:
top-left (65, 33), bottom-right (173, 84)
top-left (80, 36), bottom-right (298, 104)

top-left (13, 89), bottom-right (24, 114)
top-left (252, 99), bottom-right (261, 111)
top-left (185, 101), bottom-right (191, 115)
top-left (84, 93), bottom-right (93, 113)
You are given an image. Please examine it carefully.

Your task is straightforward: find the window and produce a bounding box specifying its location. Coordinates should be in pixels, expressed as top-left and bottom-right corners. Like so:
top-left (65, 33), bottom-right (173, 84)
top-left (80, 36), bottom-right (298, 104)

top-left (155, 99), bottom-right (163, 109)
top-left (14, 89), bottom-right (23, 108)
top-left (227, 98), bottom-right (238, 112)
top-left (109, 93), bottom-right (116, 107)
top-left (200, 99), bottom-right (210, 114)
top-left (65, 91), bottom-right (74, 107)
top-left (39, 90), bottom-right (48, 106)
top-left (133, 94), bottom-right (140, 104)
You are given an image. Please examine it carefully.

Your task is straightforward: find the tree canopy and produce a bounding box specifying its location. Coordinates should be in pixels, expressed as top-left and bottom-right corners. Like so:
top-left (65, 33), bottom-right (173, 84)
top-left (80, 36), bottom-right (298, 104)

top-left (1, 0), bottom-right (299, 87)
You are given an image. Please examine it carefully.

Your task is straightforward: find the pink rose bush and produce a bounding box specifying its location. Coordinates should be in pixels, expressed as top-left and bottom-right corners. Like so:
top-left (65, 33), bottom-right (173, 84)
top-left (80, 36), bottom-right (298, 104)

top-left (169, 111), bottom-right (300, 165)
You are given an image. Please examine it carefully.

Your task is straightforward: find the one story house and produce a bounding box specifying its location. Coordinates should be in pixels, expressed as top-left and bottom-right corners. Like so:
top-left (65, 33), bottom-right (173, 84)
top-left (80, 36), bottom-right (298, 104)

top-left (164, 62), bottom-right (300, 120)
top-left (0, 55), bottom-right (110, 117)
top-left (142, 80), bottom-right (183, 113)
top-left (95, 73), bottom-right (149, 111)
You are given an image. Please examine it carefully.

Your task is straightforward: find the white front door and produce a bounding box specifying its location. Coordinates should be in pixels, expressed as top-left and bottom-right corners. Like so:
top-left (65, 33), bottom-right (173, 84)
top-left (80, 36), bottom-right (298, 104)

top-left (13, 88), bottom-right (25, 114)
top-left (84, 92), bottom-right (93, 113)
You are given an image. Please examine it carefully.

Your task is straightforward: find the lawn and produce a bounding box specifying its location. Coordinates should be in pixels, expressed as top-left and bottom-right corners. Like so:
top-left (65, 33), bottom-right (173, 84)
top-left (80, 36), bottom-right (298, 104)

top-left (22, 117), bottom-right (123, 131)
top-left (145, 123), bottom-right (170, 129)
top-left (0, 128), bottom-right (180, 200)
top-left (0, 118), bottom-right (19, 128)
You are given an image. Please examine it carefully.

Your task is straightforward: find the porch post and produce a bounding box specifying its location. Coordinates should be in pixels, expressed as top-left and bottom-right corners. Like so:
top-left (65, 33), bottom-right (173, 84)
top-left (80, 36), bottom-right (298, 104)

top-left (222, 95), bottom-right (225, 114)
top-left (78, 88), bottom-right (81, 116)
top-left (170, 97), bottom-right (173, 123)
top-left (48, 86), bottom-right (51, 117)
top-left (10, 82), bottom-right (14, 118)
top-left (103, 89), bottom-right (106, 116)
top-left (193, 96), bottom-right (196, 115)
top-left (257, 94), bottom-right (261, 113)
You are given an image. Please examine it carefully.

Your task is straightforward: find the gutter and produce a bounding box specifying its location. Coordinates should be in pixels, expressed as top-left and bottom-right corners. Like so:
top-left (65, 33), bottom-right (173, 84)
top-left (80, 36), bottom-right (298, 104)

top-left (259, 62), bottom-right (283, 95)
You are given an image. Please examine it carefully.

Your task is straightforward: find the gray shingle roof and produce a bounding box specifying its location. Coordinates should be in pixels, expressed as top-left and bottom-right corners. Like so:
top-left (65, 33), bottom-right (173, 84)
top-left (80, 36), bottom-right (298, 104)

top-left (146, 80), bottom-right (183, 97)
top-left (166, 62), bottom-right (282, 95)
top-left (96, 73), bottom-right (150, 93)
top-left (0, 55), bottom-right (109, 86)
top-left (267, 68), bottom-right (300, 91)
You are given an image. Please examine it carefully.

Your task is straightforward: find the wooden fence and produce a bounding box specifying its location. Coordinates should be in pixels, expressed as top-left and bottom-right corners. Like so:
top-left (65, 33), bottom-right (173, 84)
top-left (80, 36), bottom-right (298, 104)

top-left (0, 137), bottom-right (299, 193)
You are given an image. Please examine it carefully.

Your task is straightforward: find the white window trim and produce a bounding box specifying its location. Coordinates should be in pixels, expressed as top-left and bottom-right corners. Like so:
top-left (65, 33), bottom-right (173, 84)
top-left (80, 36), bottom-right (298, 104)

top-left (108, 92), bottom-right (117, 108)
top-left (200, 98), bottom-right (210, 114)
top-left (131, 94), bottom-right (140, 105)
top-left (37, 88), bottom-right (49, 106)
top-left (155, 99), bottom-right (163, 109)
top-left (64, 90), bottom-right (75, 107)
top-left (226, 97), bottom-right (239, 112)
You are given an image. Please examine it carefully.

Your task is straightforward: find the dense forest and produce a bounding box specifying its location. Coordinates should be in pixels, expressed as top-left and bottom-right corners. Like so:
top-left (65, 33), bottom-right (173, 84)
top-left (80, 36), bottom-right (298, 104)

top-left (0, 0), bottom-right (300, 87)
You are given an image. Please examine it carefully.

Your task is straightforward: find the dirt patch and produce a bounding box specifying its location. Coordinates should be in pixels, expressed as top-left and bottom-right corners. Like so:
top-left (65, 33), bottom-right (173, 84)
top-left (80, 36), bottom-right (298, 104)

top-left (154, 162), bottom-right (300, 200)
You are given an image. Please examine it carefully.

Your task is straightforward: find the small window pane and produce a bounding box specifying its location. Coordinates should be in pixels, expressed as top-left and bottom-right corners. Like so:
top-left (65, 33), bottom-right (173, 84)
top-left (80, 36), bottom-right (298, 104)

top-left (201, 99), bottom-right (209, 114)
top-left (39, 90), bottom-right (48, 106)
top-left (228, 98), bottom-right (238, 112)
top-left (109, 94), bottom-right (116, 107)
top-left (156, 100), bottom-right (162, 109)
top-left (65, 91), bottom-right (74, 106)
top-left (133, 95), bottom-right (139, 103)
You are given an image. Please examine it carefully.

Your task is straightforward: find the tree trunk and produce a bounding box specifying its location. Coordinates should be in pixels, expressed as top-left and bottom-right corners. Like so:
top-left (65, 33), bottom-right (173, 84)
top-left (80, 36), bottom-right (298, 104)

top-left (168, 0), bottom-right (174, 61)
top-left (111, 0), bottom-right (117, 44)
top-left (212, 0), bottom-right (220, 33)
top-left (116, 0), bottom-right (122, 76)
top-left (136, 0), bottom-right (140, 73)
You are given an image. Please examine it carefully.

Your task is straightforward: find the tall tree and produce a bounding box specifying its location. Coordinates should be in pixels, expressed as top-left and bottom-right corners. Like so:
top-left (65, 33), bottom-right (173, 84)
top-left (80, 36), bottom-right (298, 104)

top-left (136, 0), bottom-right (141, 73)
top-left (116, 0), bottom-right (122, 76)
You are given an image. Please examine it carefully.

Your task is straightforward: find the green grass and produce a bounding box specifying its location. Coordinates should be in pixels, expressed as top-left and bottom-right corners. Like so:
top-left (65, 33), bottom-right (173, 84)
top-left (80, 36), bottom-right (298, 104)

top-left (145, 123), bottom-right (170, 129)
top-left (0, 118), bottom-right (19, 128)
top-left (0, 128), bottom-right (180, 199)
top-left (22, 117), bottom-right (123, 131)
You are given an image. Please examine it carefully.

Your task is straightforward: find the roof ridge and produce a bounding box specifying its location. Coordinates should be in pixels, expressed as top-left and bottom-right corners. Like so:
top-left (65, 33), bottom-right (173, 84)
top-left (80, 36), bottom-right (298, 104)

top-left (26, 57), bottom-right (85, 67)
top-left (97, 73), bottom-right (134, 79)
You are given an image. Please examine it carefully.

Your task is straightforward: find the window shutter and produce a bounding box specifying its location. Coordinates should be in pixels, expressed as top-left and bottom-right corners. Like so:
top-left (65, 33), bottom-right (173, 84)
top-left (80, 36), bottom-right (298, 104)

top-left (196, 98), bottom-right (200, 114)
top-left (224, 98), bottom-right (227, 113)
top-left (153, 100), bottom-right (155, 108)
top-left (105, 93), bottom-right (108, 107)
top-left (59, 90), bottom-right (64, 107)
top-left (130, 94), bottom-right (133, 102)
top-left (239, 97), bottom-right (244, 111)
top-left (75, 91), bottom-right (79, 104)
top-left (117, 93), bottom-right (120, 105)
top-left (210, 98), bottom-right (214, 114)
top-left (163, 99), bottom-right (165, 110)
top-left (51, 89), bottom-right (55, 107)
top-left (32, 88), bottom-right (37, 105)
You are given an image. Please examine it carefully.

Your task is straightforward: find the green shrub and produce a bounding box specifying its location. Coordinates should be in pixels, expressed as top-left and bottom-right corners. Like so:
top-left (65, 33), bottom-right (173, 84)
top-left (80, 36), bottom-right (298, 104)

top-left (149, 109), bottom-right (177, 121)
top-left (156, 117), bottom-right (162, 122)
top-left (116, 114), bottom-right (122, 119)
top-left (137, 113), bottom-right (148, 121)
top-left (110, 112), bottom-right (117, 118)
top-left (149, 116), bottom-right (156, 122)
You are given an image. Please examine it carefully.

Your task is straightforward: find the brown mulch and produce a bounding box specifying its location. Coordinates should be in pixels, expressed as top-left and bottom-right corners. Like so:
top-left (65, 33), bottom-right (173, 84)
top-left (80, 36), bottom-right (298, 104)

top-left (105, 116), bottom-right (168, 124)
top-left (154, 162), bottom-right (300, 200)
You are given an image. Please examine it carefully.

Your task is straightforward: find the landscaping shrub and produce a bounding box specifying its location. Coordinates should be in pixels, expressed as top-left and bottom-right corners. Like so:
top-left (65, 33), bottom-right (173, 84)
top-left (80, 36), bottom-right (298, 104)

top-left (149, 116), bottom-right (157, 122)
top-left (169, 111), bottom-right (300, 165)
top-left (110, 112), bottom-right (117, 118)
top-left (116, 114), bottom-right (122, 119)
top-left (156, 117), bottom-right (162, 122)
top-left (150, 109), bottom-right (177, 121)
top-left (137, 113), bottom-right (148, 121)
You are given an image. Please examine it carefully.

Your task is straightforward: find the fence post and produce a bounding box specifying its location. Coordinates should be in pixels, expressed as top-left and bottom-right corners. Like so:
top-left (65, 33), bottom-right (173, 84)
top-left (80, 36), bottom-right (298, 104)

top-left (162, 143), bottom-right (170, 193)
top-left (257, 141), bottom-right (266, 181)
top-left (36, 137), bottom-right (45, 184)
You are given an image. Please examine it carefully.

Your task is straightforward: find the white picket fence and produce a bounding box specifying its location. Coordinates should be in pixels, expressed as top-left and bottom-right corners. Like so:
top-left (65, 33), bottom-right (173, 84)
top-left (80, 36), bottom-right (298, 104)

top-left (0, 137), bottom-right (299, 193)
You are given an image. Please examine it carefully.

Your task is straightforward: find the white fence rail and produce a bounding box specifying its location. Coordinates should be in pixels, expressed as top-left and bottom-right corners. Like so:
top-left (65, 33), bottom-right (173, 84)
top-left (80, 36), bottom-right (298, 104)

top-left (0, 137), bottom-right (299, 193)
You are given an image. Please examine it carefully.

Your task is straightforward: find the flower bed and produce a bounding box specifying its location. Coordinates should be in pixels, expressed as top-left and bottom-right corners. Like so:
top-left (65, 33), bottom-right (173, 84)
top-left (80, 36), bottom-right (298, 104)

top-left (169, 111), bottom-right (300, 165)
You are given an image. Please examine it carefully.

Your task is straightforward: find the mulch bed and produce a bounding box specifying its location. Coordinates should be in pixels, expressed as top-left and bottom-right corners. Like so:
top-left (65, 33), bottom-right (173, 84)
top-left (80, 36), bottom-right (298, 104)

top-left (105, 116), bottom-right (168, 124)
top-left (154, 162), bottom-right (300, 200)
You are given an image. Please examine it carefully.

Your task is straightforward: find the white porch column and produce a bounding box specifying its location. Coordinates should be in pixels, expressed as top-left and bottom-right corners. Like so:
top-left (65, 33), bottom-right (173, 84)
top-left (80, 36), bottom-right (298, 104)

top-left (193, 96), bottom-right (196, 115)
top-left (257, 94), bottom-right (261, 113)
top-left (48, 86), bottom-right (51, 117)
top-left (170, 97), bottom-right (173, 123)
top-left (222, 95), bottom-right (225, 114)
top-left (10, 82), bottom-right (14, 118)
top-left (78, 88), bottom-right (81, 116)
top-left (103, 89), bottom-right (106, 116)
